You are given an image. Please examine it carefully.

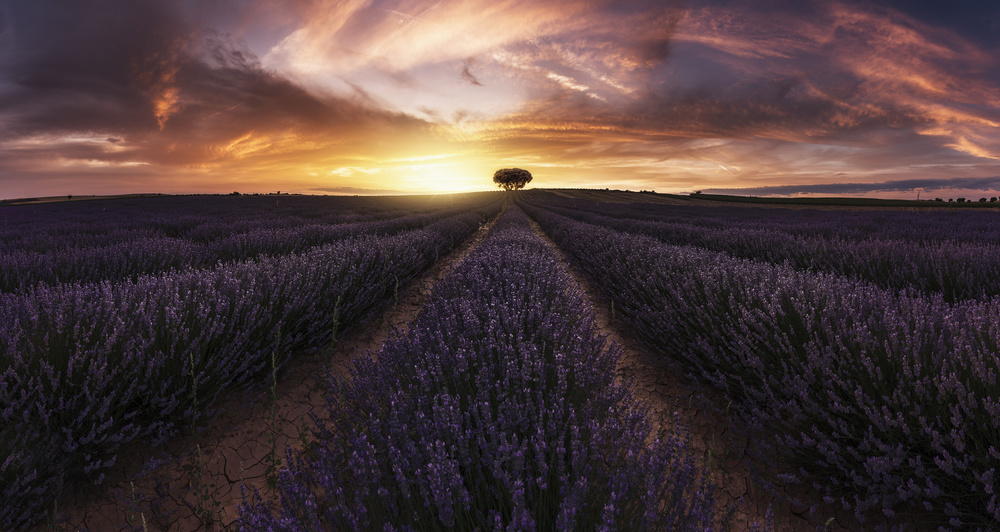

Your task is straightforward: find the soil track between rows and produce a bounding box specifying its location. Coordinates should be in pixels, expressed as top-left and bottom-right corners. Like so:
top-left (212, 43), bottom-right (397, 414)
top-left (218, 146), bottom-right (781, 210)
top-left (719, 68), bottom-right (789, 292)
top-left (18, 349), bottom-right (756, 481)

top-left (522, 207), bottom-right (858, 532)
top-left (43, 207), bottom-right (504, 532)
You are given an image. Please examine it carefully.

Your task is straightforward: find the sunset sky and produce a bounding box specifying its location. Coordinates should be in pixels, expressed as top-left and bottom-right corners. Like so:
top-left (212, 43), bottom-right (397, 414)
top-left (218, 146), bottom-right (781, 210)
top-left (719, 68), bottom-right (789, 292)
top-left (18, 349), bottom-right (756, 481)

top-left (1, 0), bottom-right (999, 199)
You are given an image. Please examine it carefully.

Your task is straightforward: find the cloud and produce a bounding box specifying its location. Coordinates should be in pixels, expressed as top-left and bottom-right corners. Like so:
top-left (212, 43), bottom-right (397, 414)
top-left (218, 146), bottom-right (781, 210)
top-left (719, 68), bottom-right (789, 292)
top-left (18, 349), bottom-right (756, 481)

top-left (484, 0), bottom-right (1000, 168)
top-left (309, 185), bottom-right (408, 195)
top-left (0, 1), bottom-right (184, 135)
top-left (0, 0), bottom-right (434, 182)
top-left (329, 167), bottom-right (382, 177)
top-left (262, 0), bottom-right (608, 75)
top-left (259, 0), bottom-right (685, 116)
top-left (705, 176), bottom-right (1000, 196)
top-left (460, 59), bottom-right (483, 86)
top-left (1, 0), bottom-right (1000, 198)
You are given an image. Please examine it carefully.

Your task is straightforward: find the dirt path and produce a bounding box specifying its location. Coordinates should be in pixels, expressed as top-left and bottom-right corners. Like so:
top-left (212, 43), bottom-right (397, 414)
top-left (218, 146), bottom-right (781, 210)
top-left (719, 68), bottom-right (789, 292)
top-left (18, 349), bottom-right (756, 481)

top-left (43, 209), bottom-right (504, 532)
top-left (522, 211), bottom-right (858, 532)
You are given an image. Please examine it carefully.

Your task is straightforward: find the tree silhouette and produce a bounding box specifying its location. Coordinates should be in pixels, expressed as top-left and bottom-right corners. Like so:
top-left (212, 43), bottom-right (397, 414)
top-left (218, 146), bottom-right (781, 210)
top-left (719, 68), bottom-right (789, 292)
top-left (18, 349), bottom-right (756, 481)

top-left (493, 168), bottom-right (532, 191)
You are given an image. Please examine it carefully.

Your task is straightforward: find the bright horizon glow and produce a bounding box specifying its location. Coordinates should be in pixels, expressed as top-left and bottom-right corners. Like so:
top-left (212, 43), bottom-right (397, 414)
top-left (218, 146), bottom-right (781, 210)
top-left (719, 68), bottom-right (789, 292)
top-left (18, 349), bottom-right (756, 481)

top-left (2, 0), bottom-right (1000, 200)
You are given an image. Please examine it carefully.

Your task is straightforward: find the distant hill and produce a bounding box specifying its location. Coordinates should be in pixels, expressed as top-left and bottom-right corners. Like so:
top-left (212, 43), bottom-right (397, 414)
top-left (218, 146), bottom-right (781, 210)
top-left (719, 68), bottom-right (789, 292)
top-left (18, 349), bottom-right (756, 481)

top-left (0, 193), bottom-right (167, 206)
top-left (537, 189), bottom-right (1000, 209)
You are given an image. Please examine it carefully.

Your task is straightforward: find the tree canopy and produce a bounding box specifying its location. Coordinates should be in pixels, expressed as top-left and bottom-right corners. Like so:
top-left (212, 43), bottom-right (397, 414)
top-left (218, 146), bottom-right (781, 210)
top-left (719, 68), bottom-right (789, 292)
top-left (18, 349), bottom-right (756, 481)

top-left (493, 168), bottom-right (532, 191)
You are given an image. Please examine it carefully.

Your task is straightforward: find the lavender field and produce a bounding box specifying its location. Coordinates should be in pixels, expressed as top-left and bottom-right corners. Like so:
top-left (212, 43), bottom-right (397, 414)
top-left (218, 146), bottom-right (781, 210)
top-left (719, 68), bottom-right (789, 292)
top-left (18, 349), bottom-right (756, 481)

top-left (3, 190), bottom-right (998, 530)
top-left (1, 193), bottom-right (503, 529)
top-left (238, 206), bottom-right (722, 530)
top-left (522, 190), bottom-right (1000, 530)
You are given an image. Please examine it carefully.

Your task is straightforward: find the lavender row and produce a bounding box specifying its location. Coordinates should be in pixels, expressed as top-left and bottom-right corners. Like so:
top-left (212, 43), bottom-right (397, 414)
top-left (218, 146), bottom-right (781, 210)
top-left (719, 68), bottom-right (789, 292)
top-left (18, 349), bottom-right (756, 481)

top-left (0, 195), bottom-right (502, 293)
top-left (0, 207), bottom-right (499, 531)
top-left (526, 197), bottom-right (1000, 302)
top-left (0, 194), bottom-right (479, 254)
top-left (526, 190), bottom-right (1000, 244)
top-left (238, 206), bottom-right (730, 531)
top-left (0, 196), bottom-right (394, 254)
top-left (523, 204), bottom-right (1000, 530)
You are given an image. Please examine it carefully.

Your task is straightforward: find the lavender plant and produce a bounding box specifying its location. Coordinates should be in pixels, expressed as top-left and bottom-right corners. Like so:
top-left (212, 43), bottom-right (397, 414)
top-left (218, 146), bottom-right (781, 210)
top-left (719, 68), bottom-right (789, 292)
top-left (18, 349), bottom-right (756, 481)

top-left (0, 204), bottom-right (501, 530)
top-left (238, 206), bottom-right (723, 531)
top-left (524, 202), bottom-right (1000, 529)
top-left (0, 193), bottom-right (502, 292)
top-left (525, 193), bottom-right (1000, 302)
top-left (524, 190), bottom-right (1000, 244)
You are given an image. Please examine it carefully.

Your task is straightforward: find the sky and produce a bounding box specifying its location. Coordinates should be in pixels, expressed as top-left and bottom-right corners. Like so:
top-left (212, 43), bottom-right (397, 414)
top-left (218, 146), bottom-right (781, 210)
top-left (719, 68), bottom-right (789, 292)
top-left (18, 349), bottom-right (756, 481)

top-left (1, 0), bottom-right (999, 199)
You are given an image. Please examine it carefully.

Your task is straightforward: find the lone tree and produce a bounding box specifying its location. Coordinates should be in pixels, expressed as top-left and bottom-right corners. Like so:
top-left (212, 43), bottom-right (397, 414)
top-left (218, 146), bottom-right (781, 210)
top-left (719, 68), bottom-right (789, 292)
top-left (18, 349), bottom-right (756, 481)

top-left (493, 168), bottom-right (532, 191)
